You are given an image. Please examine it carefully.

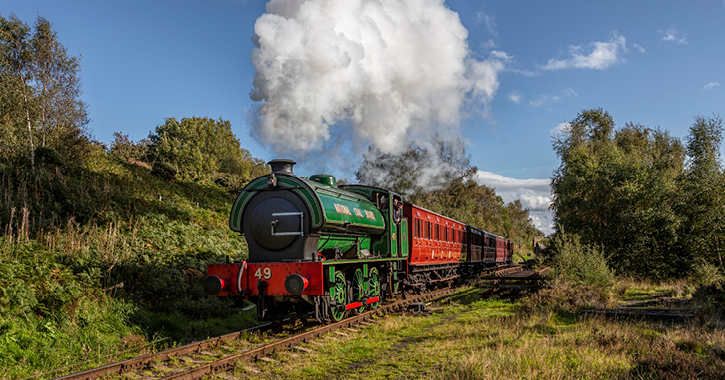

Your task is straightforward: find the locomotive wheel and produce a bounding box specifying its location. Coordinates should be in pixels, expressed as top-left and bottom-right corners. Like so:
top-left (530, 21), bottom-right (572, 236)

top-left (368, 267), bottom-right (381, 309)
top-left (349, 268), bottom-right (366, 315)
top-left (329, 270), bottom-right (347, 322)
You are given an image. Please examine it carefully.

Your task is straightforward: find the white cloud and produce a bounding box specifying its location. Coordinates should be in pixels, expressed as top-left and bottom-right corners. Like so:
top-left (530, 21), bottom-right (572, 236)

top-left (633, 43), bottom-right (646, 53)
top-left (476, 11), bottom-right (498, 37)
top-left (659, 28), bottom-right (688, 45)
top-left (704, 82), bottom-right (720, 91)
top-left (508, 93), bottom-right (522, 103)
top-left (530, 94), bottom-right (560, 107)
top-left (480, 39), bottom-right (497, 51)
top-left (475, 170), bottom-right (554, 234)
top-left (530, 88), bottom-right (576, 107)
top-left (550, 122), bottom-right (570, 135)
top-left (543, 32), bottom-right (627, 70)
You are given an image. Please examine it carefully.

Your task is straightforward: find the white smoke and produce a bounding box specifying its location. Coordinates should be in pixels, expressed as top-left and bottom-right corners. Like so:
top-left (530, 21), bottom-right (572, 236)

top-left (249, 0), bottom-right (507, 158)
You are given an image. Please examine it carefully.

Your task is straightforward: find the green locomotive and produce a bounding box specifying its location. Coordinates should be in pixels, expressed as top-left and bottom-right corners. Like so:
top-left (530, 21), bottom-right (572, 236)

top-left (206, 159), bottom-right (408, 322)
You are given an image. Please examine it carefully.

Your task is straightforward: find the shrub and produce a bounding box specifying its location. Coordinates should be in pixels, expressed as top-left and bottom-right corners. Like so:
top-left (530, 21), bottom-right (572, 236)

top-left (550, 231), bottom-right (615, 288)
top-left (34, 146), bottom-right (64, 167)
top-left (690, 260), bottom-right (725, 288)
top-left (147, 116), bottom-right (262, 182)
top-left (151, 161), bottom-right (177, 180)
top-left (109, 132), bottom-right (150, 163)
top-left (213, 173), bottom-right (248, 193)
top-left (517, 283), bottom-right (616, 316)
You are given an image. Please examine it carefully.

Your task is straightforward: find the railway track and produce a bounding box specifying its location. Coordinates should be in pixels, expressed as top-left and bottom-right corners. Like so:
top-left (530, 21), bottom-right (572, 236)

top-left (53, 285), bottom-right (462, 380)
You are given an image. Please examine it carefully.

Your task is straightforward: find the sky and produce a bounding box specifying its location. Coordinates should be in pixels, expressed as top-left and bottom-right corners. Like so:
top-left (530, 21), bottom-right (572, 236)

top-left (3, 0), bottom-right (725, 234)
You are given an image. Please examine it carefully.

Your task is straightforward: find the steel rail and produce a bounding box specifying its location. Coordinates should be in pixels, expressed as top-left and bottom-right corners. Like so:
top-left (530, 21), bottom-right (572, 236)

top-left (53, 323), bottom-right (272, 380)
top-left (55, 273), bottom-right (480, 380)
top-left (160, 287), bottom-right (459, 380)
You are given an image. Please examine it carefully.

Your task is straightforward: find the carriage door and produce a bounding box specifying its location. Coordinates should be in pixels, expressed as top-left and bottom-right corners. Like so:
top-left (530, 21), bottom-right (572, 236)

top-left (400, 218), bottom-right (409, 257)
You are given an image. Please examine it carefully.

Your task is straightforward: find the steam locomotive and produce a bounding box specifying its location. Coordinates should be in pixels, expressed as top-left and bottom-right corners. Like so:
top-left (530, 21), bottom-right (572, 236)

top-left (204, 159), bottom-right (513, 323)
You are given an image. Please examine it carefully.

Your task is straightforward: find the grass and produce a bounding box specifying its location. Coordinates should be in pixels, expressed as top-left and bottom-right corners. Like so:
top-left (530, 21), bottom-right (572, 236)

top-left (232, 287), bottom-right (725, 380)
top-left (0, 152), bottom-right (257, 379)
top-left (2, 151), bottom-right (724, 379)
top-left (613, 278), bottom-right (692, 302)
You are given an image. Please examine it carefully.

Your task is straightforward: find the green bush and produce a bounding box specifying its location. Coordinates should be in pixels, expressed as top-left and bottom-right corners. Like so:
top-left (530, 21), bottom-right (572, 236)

top-left (147, 116), bottom-right (262, 182)
top-left (109, 132), bottom-right (150, 163)
top-left (151, 161), bottom-right (177, 180)
top-left (550, 231), bottom-right (615, 288)
top-left (213, 173), bottom-right (248, 193)
top-left (35, 146), bottom-right (64, 167)
top-left (0, 238), bottom-right (139, 379)
top-left (690, 261), bottom-right (725, 327)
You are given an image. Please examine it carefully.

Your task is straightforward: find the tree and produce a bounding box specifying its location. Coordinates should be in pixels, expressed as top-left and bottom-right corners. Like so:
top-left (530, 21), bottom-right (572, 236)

top-left (355, 137), bottom-right (476, 196)
top-left (0, 14), bottom-right (89, 166)
top-left (30, 16), bottom-right (89, 154)
top-left (0, 14), bottom-right (35, 164)
top-left (551, 109), bottom-right (686, 278)
top-left (679, 115), bottom-right (725, 270)
top-left (147, 116), bottom-right (264, 181)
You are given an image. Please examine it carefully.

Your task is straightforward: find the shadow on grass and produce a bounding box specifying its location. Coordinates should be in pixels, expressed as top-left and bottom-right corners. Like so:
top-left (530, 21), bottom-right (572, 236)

top-left (447, 288), bottom-right (484, 305)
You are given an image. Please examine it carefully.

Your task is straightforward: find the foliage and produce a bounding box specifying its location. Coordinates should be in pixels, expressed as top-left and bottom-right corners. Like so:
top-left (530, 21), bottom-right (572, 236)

top-left (0, 150), bottom-right (261, 377)
top-left (690, 260), bottom-right (725, 289)
top-left (34, 145), bottom-right (64, 167)
top-left (548, 231), bottom-right (614, 288)
top-left (213, 173), bottom-right (249, 193)
top-left (109, 132), bottom-right (150, 164)
top-left (147, 116), bottom-right (266, 182)
top-left (0, 14), bottom-right (90, 167)
top-left (678, 115), bottom-right (725, 273)
top-left (551, 109), bottom-right (688, 279)
top-left (552, 110), bottom-right (725, 280)
top-left (0, 238), bottom-right (140, 379)
top-left (151, 160), bottom-right (177, 180)
top-left (690, 260), bottom-right (725, 327)
top-left (355, 137), bottom-right (476, 196)
top-left (0, 14), bottom-right (265, 378)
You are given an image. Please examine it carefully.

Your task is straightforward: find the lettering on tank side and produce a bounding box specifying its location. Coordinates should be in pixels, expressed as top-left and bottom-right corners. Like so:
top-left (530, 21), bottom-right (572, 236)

top-left (333, 203), bottom-right (352, 216)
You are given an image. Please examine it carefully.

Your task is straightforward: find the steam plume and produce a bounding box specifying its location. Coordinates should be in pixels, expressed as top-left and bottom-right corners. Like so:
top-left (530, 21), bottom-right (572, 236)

top-left (249, 0), bottom-right (507, 157)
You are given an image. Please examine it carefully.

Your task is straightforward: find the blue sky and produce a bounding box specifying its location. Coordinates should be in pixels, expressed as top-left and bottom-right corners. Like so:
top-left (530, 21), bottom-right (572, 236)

top-left (3, 1), bottom-right (724, 233)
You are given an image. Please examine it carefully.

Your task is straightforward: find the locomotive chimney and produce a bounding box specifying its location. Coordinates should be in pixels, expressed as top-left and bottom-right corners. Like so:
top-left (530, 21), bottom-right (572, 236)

top-left (268, 159), bottom-right (296, 175)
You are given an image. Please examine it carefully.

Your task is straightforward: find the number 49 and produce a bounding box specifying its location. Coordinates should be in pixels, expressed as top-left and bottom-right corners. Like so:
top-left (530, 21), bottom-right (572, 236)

top-left (255, 267), bottom-right (272, 280)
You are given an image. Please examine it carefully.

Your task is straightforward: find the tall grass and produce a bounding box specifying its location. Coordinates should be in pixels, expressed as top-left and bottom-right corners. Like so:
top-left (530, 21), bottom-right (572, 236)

top-left (0, 153), bottom-right (256, 378)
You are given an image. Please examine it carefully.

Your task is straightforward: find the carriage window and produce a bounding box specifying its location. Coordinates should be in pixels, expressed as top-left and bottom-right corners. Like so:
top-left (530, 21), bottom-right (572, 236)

top-left (426, 221), bottom-right (431, 239)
